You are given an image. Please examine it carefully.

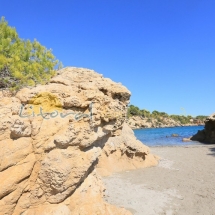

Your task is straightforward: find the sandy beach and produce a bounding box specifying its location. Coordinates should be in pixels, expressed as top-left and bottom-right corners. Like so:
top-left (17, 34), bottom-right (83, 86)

top-left (102, 145), bottom-right (215, 215)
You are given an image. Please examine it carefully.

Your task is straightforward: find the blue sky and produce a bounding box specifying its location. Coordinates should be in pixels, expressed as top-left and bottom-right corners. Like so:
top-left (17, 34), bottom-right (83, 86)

top-left (1, 0), bottom-right (214, 116)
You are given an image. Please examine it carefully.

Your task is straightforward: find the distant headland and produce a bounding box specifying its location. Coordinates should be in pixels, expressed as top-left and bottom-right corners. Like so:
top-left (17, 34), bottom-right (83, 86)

top-left (127, 105), bottom-right (207, 129)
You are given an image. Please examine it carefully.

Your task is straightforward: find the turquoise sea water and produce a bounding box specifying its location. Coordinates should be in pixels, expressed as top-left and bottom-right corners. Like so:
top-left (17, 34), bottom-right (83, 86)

top-left (134, 126), bottom-right (204, 147)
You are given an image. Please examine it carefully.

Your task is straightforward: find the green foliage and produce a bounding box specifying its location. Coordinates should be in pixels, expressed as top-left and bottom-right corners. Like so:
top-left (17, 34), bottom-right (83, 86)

top-left (127, 105), bottom-right (151, 118)
top-left (128, 105), bottom-right (140, 117)
top-left (196, 115), bottom-right (207, 121)
top-left (128, 104), bottom-right (207, 124)
top-left (140, 109), bottom-right (151, 117)
top-left (151, 110), bottom-right (159, 116)
top-left (170, 114), bottom-right (191, 124)
top-left (0, 17), bottom-right (62, 91)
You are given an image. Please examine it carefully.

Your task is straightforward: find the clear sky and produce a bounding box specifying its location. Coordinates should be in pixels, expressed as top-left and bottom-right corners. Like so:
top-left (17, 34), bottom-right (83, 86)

top-left (1, 0), bottom-right (214, 116)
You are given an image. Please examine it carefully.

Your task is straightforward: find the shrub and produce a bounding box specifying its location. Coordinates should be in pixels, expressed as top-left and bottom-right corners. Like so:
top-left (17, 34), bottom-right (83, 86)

top-left (0, 17), bottom-right (62, 91)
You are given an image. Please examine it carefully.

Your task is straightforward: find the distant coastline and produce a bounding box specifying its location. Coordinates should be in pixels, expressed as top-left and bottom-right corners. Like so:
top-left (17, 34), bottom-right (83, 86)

top-left (128, 115), bottom-right (204, 130)
top-left (132, 124), bottom-right (204, 130)
top-left (127, 105), bottom-right (206, 130)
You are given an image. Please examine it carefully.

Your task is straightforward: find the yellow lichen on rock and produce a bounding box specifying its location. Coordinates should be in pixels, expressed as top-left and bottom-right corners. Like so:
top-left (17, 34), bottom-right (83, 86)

top-left (27, 92), bottom-right (63, 115)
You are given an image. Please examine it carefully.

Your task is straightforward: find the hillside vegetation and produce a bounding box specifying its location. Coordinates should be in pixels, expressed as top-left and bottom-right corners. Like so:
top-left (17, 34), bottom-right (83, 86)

top-left (0, 17), bottom-right (62, 91)
top-left (128, 105), bottom-right (207, 126)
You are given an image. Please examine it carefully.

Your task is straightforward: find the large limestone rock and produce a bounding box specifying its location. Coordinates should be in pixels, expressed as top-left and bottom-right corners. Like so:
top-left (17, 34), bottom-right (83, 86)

top-left (68, 170), bottom-right (132, 215)
top-left (0, 67), bottom-right (157, 215)
top-left (191, 113), bottom-right (215, 144)
top-left (97, 123), bottom-right (158, 176)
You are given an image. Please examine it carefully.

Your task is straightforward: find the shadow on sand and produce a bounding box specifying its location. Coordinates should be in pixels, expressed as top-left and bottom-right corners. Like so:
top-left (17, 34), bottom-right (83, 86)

top-left (208, 147), bottom-right (215, 157)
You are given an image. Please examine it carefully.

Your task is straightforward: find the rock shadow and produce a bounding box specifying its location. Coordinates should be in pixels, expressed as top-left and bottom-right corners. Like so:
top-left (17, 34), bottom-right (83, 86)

top-left (207, 147), bottom-right (215, 157)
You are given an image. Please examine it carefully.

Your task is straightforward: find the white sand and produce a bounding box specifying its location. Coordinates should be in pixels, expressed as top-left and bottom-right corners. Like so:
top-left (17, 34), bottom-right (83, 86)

top-left (102, 145), bottom-right (215, 215)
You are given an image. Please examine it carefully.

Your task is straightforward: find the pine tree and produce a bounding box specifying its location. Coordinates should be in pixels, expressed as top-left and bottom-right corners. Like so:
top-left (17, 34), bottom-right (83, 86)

top-left (0, 17), bottom-right (62, 91)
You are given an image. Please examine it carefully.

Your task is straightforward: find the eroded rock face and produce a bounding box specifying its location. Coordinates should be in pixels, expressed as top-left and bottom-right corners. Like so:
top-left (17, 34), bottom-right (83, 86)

top-left (97, 123), bottom-right (158, 176)
top-left (191, 113), bottom-right (215, 144)
top-left (0, 67), bottom-right (157, 215)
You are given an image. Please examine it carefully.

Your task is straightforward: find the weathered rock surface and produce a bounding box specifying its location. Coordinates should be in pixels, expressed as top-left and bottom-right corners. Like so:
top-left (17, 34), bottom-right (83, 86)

top-left (0, 67), bottom-right (157, 215)
top-left (191, 113), bottom-right (215, 144)
top-left (171, 134), bottom-right (179, 137)
top-left (97, 123), bottom-right (158, 176)
top-left (182, 137), bottom-right (192, 142)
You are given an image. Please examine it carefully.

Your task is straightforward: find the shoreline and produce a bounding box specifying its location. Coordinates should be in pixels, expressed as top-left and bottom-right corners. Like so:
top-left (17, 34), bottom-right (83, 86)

top-left (147, 143), bottom-right (208, 148)
top-left (102, 144), bottom-right (215, 215)
top-left (128, 115), bottom-right (205, 130)
top-left (133, 126), bottom-right (206, 147)
top-left (132, 124), bottom-right (204, 130)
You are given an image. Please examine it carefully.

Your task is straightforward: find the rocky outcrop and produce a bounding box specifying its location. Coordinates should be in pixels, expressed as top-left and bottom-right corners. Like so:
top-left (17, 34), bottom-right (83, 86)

top-left (97, 123), bottom-right (158, 176)
top-left (191, 113), bottom-right (215, 144)
top-left (128, 115), bottom-right (202, 129)
top-left (0, 67), bottom-right (157, 215)
top-left (182, 137), bottom-right (192, 142)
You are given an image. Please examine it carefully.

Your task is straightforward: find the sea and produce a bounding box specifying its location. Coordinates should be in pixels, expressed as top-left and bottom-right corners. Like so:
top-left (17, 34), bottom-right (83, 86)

top-left (134, 125), bottom-right (204, 147)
